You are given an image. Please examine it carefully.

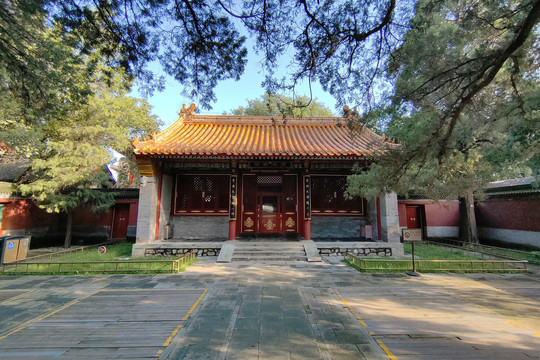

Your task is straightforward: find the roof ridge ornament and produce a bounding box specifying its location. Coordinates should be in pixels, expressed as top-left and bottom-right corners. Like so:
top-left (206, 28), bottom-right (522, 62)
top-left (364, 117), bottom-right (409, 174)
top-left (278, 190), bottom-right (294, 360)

top-left (342, 105), bottom-right (365, 134)
top-left (180, 103), bottom-right (197, 121)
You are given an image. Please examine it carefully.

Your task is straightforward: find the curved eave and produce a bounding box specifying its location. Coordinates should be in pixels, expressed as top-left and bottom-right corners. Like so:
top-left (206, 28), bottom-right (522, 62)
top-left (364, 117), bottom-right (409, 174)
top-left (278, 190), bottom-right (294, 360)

top-left (132, 115), bottom-right (399, 158)
top-left (133, 153), bottom-right (379, 161)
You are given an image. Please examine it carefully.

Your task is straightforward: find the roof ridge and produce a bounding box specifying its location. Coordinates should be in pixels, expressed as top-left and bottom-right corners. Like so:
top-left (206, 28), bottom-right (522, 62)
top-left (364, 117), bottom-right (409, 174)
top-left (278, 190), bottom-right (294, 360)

top-left (181, 114), bottom-right (348, 125)
top-left (133, 112), bottom-right (399, 157)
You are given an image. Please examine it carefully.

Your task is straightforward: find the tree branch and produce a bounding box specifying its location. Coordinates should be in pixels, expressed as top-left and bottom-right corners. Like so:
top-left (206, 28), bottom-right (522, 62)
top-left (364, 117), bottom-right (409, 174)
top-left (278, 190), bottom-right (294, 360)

top-left (436, 0), bottom-right (540, 160)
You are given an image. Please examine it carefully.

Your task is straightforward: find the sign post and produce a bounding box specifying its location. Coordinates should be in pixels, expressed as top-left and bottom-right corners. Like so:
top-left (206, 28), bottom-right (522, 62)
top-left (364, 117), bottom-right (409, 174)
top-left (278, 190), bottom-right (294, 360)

top-left (402, 229), bottom-right (422, 276)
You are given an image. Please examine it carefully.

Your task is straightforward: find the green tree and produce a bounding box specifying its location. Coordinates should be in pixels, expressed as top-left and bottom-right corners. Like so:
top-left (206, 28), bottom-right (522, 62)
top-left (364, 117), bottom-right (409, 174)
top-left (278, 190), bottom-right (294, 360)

top-left (2, 0), bottom-right (411, 110)
top-left (2, 0), bottom-right (538, 244)
top-left (346, 0), bottom-right (539, 243)
top-left (17, 69), bottom-right (160, 247)
top-left (230, 94), bottom-right (334, 117)
top-left (0, 6), bottom-right (102, 166)
top-left (368, 1), bottom-right (537, 186)
top-left (0, 1), bottom-right (160, 247)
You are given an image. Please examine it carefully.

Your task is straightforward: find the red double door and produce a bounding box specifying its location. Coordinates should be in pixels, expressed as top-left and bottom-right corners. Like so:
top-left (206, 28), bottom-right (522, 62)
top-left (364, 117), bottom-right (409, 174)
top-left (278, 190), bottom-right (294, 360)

top-left (406, 206), bottom-right (421, 229)
top-left (241, 175), bottom-right (298, 235)
top-left (111, 205), bottom-right (129, 239)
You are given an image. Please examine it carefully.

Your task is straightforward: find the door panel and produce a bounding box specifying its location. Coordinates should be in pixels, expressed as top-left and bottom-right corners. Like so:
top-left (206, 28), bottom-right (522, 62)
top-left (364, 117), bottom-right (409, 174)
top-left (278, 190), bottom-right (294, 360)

top-left (241, 175), bottom-right (257, 233)
top-left (258, 195), bottom-right (281, 233)
top-left (282, 175), bottom-right (297, 232)
top-left (240, 174), bottom-right (299, 235)
top-left (406, 206), bottom-right (420, 229)
top-left (111, 205), bottom-right (130, 239)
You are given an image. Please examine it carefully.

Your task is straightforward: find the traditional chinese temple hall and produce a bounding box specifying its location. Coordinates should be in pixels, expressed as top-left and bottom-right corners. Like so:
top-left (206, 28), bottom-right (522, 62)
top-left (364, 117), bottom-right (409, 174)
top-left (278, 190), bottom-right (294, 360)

top-left (131, 105), bottom-right (403, 260)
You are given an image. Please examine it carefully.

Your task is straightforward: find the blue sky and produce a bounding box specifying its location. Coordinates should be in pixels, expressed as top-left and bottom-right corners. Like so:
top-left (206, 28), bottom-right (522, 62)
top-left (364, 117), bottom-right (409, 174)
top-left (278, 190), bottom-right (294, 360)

top-left (131, 49), bottom-right (339, 129)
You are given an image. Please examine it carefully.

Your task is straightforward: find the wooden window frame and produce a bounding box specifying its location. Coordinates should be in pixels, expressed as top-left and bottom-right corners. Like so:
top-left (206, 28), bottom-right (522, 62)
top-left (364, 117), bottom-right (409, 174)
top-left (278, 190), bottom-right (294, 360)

top-left (311, 175), bottom-right (365, 216)
top-left (173, 174), bottom-right (230, 216)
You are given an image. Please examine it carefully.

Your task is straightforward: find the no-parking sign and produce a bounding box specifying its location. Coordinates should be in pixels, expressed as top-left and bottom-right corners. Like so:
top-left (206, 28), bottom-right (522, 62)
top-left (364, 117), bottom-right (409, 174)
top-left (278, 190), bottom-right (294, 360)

top-left (402, 229), bottom-right (422, 242)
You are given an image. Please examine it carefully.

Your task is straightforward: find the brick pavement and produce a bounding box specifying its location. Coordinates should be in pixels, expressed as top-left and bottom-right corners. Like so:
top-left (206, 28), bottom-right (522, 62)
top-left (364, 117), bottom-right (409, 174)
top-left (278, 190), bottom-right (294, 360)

top-left (0, 258), bottom-right (539, 359)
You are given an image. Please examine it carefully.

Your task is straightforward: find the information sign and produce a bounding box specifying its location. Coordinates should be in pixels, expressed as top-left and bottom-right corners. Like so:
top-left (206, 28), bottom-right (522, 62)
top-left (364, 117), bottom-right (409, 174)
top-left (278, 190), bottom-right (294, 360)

top-left (402, 228), bottom-right (422, 242)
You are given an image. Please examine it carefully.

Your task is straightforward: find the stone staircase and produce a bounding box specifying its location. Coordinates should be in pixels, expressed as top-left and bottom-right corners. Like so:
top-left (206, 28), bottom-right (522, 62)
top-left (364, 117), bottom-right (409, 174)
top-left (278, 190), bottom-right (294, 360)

top-left (230, 241), bottom-right (308, 262)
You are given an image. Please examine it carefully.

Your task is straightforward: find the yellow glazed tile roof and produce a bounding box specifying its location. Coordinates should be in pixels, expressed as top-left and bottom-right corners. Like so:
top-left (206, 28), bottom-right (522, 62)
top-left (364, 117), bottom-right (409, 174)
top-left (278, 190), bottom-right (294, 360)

top-left (133, 114), bottom-right (397, 158)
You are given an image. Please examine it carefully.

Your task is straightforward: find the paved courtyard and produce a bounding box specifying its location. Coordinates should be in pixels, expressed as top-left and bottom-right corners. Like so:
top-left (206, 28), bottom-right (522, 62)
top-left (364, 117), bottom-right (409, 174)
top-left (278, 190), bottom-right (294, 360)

top-left (0, 258), bottom-right (539, 359)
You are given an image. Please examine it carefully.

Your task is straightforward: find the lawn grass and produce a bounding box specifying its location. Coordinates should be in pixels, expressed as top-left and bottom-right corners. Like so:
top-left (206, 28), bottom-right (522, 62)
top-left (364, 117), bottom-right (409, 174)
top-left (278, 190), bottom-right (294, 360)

top-left (1, 243), bottom-right (196, 275)
top-left (481, 238), bottom-right (540, 252)
top-left (461, 243), bottom-right (540, 264)
top-left (345, 243), bottom-right (528, 273)
top-left (42, 243), bottom-right (136, 262)
top-left (425, 239), bottom-right (540, 265)
top-left (403, 242), bottom-right (482, 260)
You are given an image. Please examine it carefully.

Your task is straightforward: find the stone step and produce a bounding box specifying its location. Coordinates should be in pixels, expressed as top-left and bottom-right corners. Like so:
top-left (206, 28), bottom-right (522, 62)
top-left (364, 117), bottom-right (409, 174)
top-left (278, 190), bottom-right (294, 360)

top-left (233, 247), bottom-right (304, 251)
top-left (231, 255), bottom-right (308, 261)
top-left (233, 243), bottom-right (304, 247)
top-left (229, 241), bottom-right (310, 262)
top-left (233, 251), bottom-right (306, 257)
top-left (233, 247), bottom-right (304, 252)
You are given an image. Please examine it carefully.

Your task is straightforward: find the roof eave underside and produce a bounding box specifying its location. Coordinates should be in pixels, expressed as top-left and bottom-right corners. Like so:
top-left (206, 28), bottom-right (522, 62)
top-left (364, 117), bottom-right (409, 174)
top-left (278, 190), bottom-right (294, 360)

top-left (134, 153), bottom-right (371, 160)
top-left (133, 118), bottom-right (397, 158)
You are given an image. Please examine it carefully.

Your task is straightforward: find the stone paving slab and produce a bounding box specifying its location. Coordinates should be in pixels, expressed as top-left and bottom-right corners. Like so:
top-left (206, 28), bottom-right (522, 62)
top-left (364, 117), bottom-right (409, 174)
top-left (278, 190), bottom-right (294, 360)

top-left (0, 290), bottom-right (32, 303)
top-left (156, 261), bottom-right (386, 360)
top-left (1, 260), bottom-right (540, 359)
top-left (337, 273), bottom-right (540, 360)
top-left (0, 289), bottom-right (206, 359)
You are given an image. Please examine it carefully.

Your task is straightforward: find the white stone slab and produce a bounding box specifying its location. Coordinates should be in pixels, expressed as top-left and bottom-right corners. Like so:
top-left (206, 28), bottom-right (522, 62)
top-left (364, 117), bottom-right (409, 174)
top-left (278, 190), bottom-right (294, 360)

top-left (303, 241), bottom-right (322, 262)
top-left (217, 241), bottom-right (235, 263)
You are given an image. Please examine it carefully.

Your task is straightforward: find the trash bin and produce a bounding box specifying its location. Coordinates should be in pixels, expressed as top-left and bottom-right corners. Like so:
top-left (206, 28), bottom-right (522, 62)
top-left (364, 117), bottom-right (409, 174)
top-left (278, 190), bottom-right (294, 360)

top-left (16, 236), bottom-right (31, 261)
top-left (0, 236), bottom-right (8, 263)
top-left (1, 237), bottom-right (20, 264)
top-left (0, 236), bottom-right (31, 264)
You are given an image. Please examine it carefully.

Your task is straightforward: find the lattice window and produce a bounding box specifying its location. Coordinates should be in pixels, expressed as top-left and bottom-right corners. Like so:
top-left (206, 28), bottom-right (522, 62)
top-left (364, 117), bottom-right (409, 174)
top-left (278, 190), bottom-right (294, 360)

top-left (243, 175), bottom-right (257, 212)
top-left (175, 175), bottom-right (229, 214)
top-left (193, 176), bottom-right (203, 191)
top-left (181, 193), bottom-right (189, 210)
top-left (311, 175), bottom-right (364, 215)
top-left (257, 175), bottom-right (283, 184)
top-left (283, 175), bottom-right (297, 213)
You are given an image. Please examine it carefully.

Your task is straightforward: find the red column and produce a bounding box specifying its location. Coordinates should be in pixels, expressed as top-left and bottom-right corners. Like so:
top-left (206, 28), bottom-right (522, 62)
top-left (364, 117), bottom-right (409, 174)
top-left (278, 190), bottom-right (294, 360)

top-left (228, 220), bottom-right (236, 240)
top-left (303, 219), bottom-right (311, 240)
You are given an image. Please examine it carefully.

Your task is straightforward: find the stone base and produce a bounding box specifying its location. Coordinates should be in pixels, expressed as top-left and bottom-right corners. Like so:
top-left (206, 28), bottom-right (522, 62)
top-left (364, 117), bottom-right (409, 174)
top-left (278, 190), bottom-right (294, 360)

top-left (319, 247), bottom-right (392, 257)
top-left (145, 248), bottom-right (220, 257)
top-left (316, 241), bottom-right (404, 257)
top-left (132, 241), bottom-right (224, 258)
top-left (132, 240), bottom-right (404, 259)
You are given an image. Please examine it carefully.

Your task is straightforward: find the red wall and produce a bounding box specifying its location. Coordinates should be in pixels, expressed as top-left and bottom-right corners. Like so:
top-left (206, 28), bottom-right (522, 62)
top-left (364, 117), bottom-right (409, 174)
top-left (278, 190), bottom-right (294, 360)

top-left (476, 195), bottom-right (540, 232)
top-left (123, 200), bottom-right (139, 226)
top-left (398, 200), bottom-right (459, 227)
top-left (0, 198), bottom-right (139, 242)
top-left (1, 199), bottom-right (58, 231)
top-left (73, 206), bottom-right (112, 227)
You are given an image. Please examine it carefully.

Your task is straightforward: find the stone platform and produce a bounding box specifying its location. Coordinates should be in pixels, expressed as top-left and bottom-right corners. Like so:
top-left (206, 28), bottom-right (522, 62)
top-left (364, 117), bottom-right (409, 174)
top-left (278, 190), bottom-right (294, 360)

top-left (132, 239), bottom-right (404, 260)
top-left (1, 259), bottom-right (539, 359)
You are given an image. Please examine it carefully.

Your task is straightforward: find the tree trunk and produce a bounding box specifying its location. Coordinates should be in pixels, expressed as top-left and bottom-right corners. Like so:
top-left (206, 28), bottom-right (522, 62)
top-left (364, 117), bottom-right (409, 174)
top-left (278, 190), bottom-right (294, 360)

top-left (458, 190), bottom-right (479, 244)
top-left (64, 210), bottom-right (73, 248)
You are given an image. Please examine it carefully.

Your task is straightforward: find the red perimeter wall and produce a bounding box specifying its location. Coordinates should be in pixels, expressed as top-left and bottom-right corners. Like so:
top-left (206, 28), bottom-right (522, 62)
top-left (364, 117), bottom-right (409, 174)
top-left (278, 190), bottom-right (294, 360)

top-left (0, 198), bottom-right (138, 244)
top-left (475, 195), bottom-right (540, 232)
top-left (1, 199), bottom-right (57, 231)
top-left (398, 200), bottom-right (459, 227)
